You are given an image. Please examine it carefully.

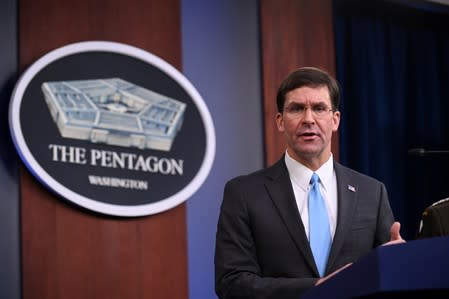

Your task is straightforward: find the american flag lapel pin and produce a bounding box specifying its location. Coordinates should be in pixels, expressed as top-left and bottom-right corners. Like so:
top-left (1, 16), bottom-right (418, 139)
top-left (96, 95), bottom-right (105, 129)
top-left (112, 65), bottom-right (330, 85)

top-left (348, 185), bottom-right (356, 192)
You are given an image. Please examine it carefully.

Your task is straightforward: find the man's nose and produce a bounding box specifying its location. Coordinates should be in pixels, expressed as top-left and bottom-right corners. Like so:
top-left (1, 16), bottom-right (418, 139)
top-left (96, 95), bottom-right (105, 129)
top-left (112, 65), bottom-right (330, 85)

top-left (301, 107), bottom-right (315, 122)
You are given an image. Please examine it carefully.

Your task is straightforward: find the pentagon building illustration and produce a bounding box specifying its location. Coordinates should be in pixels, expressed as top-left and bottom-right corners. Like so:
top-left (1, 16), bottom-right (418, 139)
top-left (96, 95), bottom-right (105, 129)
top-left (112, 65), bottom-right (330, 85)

top-left (42, 78), bottom-right (186, 151)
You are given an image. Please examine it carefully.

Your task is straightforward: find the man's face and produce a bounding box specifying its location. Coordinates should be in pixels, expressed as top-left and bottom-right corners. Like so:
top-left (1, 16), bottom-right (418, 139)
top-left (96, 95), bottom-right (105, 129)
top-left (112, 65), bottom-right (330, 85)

top-left (275, 85), bottom-right (340, 169)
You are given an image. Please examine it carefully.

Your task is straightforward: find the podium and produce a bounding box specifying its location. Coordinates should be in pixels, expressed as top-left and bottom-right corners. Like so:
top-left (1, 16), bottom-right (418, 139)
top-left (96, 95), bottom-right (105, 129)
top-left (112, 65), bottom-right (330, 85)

top-left (302, 236), bottom-right (449, 299)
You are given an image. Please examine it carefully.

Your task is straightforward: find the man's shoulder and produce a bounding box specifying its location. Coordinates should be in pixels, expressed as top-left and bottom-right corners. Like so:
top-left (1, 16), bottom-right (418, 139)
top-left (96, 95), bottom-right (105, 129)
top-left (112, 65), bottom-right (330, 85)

top-left (335, 162), bottom-right (384, 186)
top-left (427, 197), bottom-right (449, 212)
top-left (226, 158), bottom-right (285, 186)
top-left (418, 197), bottom-right (449, 238)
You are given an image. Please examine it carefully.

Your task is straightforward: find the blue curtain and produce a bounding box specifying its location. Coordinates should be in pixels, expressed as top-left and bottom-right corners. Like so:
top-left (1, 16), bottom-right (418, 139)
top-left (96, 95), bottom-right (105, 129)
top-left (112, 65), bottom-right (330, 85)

top-left (334, 0), bottom-right (449, 239)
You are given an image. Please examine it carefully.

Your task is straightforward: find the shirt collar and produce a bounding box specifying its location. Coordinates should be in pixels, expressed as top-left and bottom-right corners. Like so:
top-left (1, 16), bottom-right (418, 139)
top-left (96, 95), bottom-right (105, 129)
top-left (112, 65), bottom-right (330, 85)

top-left (284, 151), bottom-right (334, 191)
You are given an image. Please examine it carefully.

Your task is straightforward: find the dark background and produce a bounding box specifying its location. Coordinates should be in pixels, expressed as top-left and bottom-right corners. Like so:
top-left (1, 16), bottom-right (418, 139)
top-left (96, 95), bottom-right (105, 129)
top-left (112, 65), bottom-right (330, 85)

top-left (335, 0), bottom-right (449, 240)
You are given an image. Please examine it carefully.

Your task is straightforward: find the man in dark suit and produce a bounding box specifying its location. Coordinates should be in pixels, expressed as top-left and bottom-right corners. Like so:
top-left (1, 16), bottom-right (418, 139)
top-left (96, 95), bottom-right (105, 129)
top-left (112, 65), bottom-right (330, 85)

top-left (214, 67), bottom-right (404, 299)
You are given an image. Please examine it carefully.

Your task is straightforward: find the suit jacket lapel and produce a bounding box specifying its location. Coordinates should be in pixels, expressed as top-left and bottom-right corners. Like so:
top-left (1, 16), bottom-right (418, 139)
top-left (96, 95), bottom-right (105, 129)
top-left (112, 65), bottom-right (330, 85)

top-left (264, 158), bottom-right (318, 275)
top-left (326, 162), bottom-right (358, 272)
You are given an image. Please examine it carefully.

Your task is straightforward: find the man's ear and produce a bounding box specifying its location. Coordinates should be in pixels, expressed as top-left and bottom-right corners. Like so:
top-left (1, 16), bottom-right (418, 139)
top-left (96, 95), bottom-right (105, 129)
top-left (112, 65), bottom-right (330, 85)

top-left (332, 111), bottom-right (340, 132)
top-left (275, 112), bottom-right (285, 132)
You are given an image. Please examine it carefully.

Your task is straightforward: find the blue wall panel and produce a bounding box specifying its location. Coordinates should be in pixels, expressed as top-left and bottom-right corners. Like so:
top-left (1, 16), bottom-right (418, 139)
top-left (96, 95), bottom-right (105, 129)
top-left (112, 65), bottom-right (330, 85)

top-left (182, 1), bottom-right (263, 298)
top-left (0, 0), bottom-right (20, 298)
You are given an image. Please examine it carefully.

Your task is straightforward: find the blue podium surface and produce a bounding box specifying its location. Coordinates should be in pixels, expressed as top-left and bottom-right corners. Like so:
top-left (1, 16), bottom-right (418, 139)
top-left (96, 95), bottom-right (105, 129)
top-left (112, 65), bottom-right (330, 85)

top-left (302, 236), bottom-right (449, 299)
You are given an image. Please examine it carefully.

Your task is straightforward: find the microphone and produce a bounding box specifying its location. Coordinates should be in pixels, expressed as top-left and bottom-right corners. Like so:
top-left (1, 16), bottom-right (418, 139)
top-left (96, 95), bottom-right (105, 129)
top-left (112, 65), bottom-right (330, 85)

top-left (408, 148), bottom-right (449, 157)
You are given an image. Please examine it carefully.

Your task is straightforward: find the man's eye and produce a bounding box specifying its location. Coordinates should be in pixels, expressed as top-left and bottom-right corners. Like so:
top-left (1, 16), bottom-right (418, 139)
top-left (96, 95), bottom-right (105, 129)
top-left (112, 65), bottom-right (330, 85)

top-left (313, 106), bottom-right (327, 112)
top-left (289, 105), bottom-right (304, 112)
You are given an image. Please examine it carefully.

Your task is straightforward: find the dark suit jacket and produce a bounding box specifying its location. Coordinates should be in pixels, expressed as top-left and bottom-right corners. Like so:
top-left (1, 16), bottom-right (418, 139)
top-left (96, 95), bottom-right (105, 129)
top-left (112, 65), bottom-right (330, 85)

top-left (214, 157), bottom-right (394, 299)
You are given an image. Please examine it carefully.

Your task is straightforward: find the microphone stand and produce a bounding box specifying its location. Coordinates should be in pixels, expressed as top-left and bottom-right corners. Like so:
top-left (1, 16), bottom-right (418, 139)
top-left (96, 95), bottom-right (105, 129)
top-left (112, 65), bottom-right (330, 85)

top-left (408, 148), bottom-right (449, 157)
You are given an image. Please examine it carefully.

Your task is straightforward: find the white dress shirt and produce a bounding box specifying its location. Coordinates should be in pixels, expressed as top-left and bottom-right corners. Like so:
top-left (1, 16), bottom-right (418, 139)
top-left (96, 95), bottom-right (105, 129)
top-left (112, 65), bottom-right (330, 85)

top-left (284, 151), bottom-right (338, 240)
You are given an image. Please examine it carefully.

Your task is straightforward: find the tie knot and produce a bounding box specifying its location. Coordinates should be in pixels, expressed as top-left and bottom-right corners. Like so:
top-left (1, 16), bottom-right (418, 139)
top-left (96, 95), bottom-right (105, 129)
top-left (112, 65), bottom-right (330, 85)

top-left (310, 173), bottom-right (320, 185)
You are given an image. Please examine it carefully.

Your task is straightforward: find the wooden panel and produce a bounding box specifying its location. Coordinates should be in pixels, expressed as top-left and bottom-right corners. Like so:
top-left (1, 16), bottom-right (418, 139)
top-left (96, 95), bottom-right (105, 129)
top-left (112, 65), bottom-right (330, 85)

top-left (19, 0), bottom-right (187, 298)
top-left (260, 0), bottom-right (339, 165)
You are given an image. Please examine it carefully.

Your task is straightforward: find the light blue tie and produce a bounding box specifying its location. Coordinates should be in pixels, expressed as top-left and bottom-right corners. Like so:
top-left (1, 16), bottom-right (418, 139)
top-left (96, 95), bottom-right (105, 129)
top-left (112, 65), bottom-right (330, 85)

top-left (308, 173), bottom-right (331, 277)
